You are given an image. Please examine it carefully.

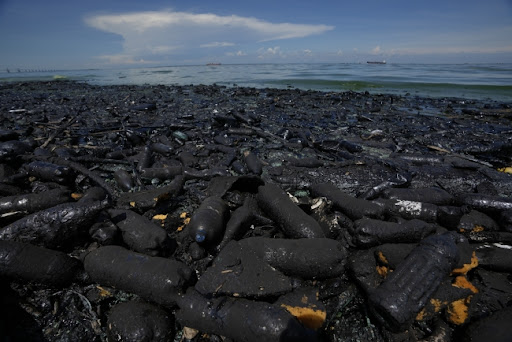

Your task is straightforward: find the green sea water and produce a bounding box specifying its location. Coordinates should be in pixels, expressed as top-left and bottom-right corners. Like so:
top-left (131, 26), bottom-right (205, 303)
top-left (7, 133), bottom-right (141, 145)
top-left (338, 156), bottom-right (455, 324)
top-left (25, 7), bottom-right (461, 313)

top-left (1, 63), bottom-right (511, 101)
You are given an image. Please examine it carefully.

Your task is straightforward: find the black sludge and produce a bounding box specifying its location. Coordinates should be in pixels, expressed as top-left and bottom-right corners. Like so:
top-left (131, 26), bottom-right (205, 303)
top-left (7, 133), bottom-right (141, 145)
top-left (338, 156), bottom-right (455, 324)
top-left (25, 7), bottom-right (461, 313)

top-left (0, 188), bottom-right (70, 215)
top-left (140, 166), bottom-right (183, 181)
top-left (0, 240), bottom-right (81, 286)
top-left (176, 289), bottom-right (317, 342)
top-left (462, 305), bottom-right (512, 342)
top-left (84, 245), bottom-right (194, 307)
top-left (359, 173), bottom-right (412, 200)
top-left (188, 196), bottom-right (229, 247)
top-left (196, 237), bottom-right (347, 298)
top-left (150, 142), bottom-right (174, 156)
top-left (375, 198), bottom-right (439, 222)
top-left (78, 186), bottom-right (107, 203)
top-left (475, 244), bottom-right (512, 272)
top-left (351, 218), bottom-right (436, 247)
top-left (241, 237), bottom-right (347, 279)
top-left (243, 150), bottom-right (263, 175)
top-left (107, 300), bottom-right (174, 342)
top-left (108, 209), bottom-right (174, 256)
top-left (368, 232), bottom-right (461, 332)
top-left (456, 193), bottom-right (512, 213)
top-left (381, 187), bottom-right (454, 205)
top-left (113, 169), bottom-right (133, 192)
top-left (25, 160), bottom-right (74, 183)
top-left (217, 196), bottom-right (258, 251)
top-left (3, 79), bottom-right (512, 341)
top-left (257, 183), bottom-right (325, 238)
top-left (499, 209), bottom-right (512, 232)
top-left (195, 239), bottom-right (294, 298)
top-left (0, 140), bottom-right (33, 162)
top-left (0, 200), bottom-right (108, 249)
top-left (117, 175), bottom-right (184, 210)
top-left (310, 182), bottom-right (386, 220)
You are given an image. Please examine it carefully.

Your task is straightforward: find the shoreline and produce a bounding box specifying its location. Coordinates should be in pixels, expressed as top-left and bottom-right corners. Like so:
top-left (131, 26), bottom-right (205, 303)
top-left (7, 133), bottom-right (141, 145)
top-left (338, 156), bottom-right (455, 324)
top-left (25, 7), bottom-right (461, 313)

top-left (2, 62), bottom-right (511, 102)
top-left (1, 80), bottom-right (512, 341)
top-left (2, 78), bottom-right (511, 103)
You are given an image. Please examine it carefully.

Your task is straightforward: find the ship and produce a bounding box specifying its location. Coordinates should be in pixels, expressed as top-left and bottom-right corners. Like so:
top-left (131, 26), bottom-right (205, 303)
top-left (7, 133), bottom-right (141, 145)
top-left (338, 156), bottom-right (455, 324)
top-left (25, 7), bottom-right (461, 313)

top-left (367, 61), bottom-right (386, 64)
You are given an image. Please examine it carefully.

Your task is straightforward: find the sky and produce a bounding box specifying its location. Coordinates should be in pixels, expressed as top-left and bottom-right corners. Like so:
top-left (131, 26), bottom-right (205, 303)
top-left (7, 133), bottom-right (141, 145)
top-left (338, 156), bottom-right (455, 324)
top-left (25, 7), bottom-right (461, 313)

top-left (0, 0), bottom-right (511, 69)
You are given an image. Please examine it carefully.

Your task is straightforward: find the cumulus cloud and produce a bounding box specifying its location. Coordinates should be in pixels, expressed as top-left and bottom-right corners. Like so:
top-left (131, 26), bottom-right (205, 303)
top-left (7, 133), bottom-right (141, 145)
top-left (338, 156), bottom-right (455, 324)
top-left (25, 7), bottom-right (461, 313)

top-left (149, 45), bottom-right (178, 53)
top-left (85, 10), bottom-right (333, 63)
top-left (200, 41), bottom-right (235, 48)
top-left (266, 47), bottom-right (281, 55)
top-left (226, 50), bottom-right (247, 57)
top-left (372, 45), bottom-right (381, 54)
top-left (257, 46), bottom-right (286, 59)
top-left (96, 54), bottom-right (152, 64)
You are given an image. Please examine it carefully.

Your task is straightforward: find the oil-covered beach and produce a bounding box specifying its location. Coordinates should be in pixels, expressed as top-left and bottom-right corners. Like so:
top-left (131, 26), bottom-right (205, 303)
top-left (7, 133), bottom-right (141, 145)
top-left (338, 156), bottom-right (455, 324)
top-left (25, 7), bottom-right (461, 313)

top-left (1, 78), bottom-right (512, 342)
top-left (2, 63), bottom-right (512, 101)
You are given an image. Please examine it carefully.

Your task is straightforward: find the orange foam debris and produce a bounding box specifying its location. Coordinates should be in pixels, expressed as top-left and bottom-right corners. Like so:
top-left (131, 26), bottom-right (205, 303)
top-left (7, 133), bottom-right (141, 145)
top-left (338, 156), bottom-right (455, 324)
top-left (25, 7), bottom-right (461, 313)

top-left (451, 251), bottom-right (478, 275)
top-left (281, 304), bottom-right (327, 330)
top-left (447, 297), bottom-right (471, 325)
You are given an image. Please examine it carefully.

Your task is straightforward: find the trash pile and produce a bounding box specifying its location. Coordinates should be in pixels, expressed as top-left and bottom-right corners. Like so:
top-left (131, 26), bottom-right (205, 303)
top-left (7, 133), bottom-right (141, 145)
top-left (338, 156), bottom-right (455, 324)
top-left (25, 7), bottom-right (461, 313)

top-left (1, 81), bottom-right (512, 342)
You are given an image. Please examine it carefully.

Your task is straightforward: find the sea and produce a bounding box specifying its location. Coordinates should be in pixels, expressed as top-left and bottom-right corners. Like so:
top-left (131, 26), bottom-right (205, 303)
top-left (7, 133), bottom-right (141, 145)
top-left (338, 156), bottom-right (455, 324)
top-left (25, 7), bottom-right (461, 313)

top-left (1, 63), bottom-right (511, 102)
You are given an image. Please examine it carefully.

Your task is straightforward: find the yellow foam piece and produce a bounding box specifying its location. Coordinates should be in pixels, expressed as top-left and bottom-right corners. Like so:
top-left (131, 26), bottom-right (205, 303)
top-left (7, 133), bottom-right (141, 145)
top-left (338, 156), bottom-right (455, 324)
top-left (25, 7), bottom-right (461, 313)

top-left (498, 167), bottom-right (512, 174)
top-left (281, 304), bottom-right (326, 330)
top-left (453, 275), bottom-right (479, 294)
top-left (452, 251), bottom-right (478, 275)
top-left (152, 214), bottom-right (168, 220)
top-left (472, 225), bottom-right (484, 232)
top-left (447, 297), bottom-right (471, 325)
top-left (377, 251), bottom-right (388, 264)
top-left (416, 308), bottom-right (426, 320)
top-left (96, 286), bottom-right (112, 298)
top-left (376, 265), bottom-right (389, 278)
top-left (430, 298), bottom-right (446, 313)
top-left (71, 193), bottom-right (83, 200)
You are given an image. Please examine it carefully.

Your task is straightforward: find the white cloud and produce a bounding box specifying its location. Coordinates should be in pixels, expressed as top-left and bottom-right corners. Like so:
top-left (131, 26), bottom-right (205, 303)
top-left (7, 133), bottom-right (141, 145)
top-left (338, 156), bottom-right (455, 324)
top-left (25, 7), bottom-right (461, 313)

top-left (226, 50), bottom-right (247, 57)
top-left (85, 10), bottom-right (334, 63)
top-left (200, 41), bottom-right (235, 48)
top-left (266, 46), bottom-right (281, 55)
top-left (96, 54), bottom-right (152, 64)
top-left (257, 46), bottom-right (290, 60)
top-left (372, 45), bottom-right (381, 54)
top-left (149, 45), bottom-right (178, 53)
top-left (257, 46), bottom-right (286, 59)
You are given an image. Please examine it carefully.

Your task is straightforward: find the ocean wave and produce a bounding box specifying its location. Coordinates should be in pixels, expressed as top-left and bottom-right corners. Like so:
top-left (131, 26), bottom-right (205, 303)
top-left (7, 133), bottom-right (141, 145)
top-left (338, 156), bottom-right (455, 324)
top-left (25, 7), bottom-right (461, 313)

top-left (266, 78), bottom-right (512, 100)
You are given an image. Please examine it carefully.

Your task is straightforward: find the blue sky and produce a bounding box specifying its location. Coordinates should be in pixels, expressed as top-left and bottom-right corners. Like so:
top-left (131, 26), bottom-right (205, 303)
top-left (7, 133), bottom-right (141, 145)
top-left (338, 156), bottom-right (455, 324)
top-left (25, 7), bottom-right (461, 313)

top-left (1, 0), bottom-right (511, 69)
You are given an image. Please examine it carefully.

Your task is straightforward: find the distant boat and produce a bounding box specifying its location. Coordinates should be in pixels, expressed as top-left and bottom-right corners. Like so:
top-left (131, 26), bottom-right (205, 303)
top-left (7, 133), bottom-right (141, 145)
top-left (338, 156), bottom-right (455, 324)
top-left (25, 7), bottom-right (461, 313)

top-left (367, 61), bottom-right (386, 64)
top-left (206, 63), bottom-right (221, 66)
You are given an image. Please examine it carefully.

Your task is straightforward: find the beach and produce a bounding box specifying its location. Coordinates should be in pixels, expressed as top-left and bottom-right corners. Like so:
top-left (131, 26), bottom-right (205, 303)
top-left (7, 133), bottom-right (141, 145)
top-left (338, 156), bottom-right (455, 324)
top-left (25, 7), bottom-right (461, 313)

top-left (2, 63), bottom-right (512, 101)
top-left (1, 80), bottom-right (512, 341)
